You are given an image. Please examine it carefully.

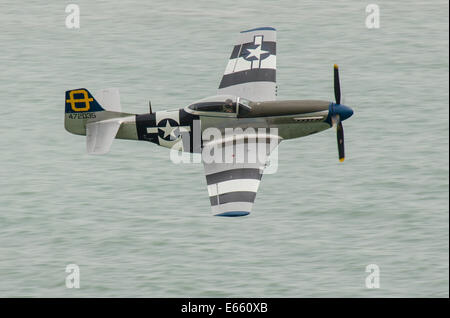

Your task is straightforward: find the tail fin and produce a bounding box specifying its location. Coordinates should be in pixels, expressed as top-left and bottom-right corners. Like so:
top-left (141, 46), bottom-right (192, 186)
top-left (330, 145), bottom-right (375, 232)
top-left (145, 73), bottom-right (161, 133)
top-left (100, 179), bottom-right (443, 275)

top-left (65, 88), bottom-right (105, 114)
top-left (64, 88), bottom-right (106, 135)
top-left (64, 88), bottom-right (134, 154)
top-left (64, 87), bottom-right (125, 134)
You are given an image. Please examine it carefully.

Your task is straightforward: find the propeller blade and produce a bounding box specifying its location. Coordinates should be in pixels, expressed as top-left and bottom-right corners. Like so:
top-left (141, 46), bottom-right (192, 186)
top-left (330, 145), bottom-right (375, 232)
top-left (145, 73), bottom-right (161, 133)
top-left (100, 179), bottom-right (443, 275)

top-left (336, 120), bottom-right (345, 162)
top-left (334, 64), bottom-right (341, 105)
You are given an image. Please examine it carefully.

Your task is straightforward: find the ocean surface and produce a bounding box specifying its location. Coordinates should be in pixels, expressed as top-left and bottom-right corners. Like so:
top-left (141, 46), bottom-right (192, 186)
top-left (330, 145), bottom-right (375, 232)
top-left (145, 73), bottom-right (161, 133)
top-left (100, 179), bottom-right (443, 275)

top-left (0, 0), bottom-right (448, 297)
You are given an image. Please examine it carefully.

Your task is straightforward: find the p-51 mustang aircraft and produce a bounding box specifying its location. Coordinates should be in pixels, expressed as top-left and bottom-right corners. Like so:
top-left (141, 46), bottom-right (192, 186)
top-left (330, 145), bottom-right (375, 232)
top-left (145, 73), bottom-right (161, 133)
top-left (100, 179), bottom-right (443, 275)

top-left (64, 27), bottom-right (353, 217)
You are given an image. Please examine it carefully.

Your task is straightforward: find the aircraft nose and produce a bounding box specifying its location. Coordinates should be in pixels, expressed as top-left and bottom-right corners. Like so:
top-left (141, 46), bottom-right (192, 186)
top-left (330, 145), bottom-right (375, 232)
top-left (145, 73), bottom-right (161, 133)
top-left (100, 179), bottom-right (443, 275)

top-left (326, 103), bottom-right (354, 125)
top-left (337, 104), bottom-right (353, 121)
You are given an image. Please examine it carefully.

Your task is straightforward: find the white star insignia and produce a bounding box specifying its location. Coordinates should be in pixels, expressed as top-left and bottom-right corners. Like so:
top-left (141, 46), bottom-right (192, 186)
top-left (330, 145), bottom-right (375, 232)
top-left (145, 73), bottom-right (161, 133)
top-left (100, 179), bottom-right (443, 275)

top-left (160, 120), bottom-right (178, 139)
top-left (246, 44), bottom-right (268, 61)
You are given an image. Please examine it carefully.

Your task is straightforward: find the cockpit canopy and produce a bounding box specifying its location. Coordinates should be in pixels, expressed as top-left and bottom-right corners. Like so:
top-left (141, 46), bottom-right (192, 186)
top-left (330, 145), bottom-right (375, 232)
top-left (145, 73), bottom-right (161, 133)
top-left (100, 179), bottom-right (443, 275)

top-left (187, 95), bottom-right (237, 113)
top-left (186, 95), bottom-right (252, 116)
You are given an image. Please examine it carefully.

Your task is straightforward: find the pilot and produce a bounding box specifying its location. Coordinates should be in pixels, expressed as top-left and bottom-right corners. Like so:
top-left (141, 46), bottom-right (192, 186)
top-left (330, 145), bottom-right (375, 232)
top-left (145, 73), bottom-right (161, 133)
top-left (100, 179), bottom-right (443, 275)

top-left (223, 99), bottom-right (234, 113)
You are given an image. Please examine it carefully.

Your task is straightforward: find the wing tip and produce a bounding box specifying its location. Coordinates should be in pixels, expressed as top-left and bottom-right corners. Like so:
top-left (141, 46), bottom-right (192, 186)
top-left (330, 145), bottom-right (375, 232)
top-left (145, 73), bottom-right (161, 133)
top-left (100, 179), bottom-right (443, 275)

top-left (240, 27), bottom-right (276, 33)
top-left (215, 211), bottom-right (250, 217)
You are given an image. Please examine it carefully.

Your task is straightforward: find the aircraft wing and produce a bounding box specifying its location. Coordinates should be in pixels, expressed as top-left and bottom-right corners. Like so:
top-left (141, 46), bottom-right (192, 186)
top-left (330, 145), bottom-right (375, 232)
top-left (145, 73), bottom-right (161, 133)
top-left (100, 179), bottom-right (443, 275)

top-left (202, 132), bottom-right (281, 216)
top-left (218, 27), bottom-right (276, 102)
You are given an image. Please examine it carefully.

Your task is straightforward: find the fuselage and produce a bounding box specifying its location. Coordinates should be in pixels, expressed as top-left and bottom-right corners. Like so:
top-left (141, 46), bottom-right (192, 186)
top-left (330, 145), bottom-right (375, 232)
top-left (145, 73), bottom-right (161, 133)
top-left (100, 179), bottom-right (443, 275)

top-left (114, 95), bottom-right (353, 152)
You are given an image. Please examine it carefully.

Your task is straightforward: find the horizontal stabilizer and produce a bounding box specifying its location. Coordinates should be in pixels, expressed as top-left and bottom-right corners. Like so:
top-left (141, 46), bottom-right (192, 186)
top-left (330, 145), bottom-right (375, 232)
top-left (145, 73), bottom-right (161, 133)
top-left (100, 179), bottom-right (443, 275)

top-left (94, 88), bottom-right (121, 112)
top-left (86, 119), bottom-right (122, 155)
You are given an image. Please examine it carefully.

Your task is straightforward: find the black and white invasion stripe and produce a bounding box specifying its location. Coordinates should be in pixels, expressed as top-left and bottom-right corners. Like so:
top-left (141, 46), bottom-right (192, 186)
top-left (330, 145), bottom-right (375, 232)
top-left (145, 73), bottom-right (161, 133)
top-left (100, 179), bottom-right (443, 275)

top-left (219, 29), bottom-right (277, 90)
top-left (205, 168), bottom-right (263, 215)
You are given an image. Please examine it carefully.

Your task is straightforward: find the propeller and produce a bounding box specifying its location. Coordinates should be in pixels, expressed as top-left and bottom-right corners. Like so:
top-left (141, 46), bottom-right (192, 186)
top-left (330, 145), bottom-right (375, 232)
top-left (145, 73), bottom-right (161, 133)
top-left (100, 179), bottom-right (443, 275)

top-left (333, 64), bottom-right (345, 162)
top-left (334, 64), bottom-right (341, 105)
